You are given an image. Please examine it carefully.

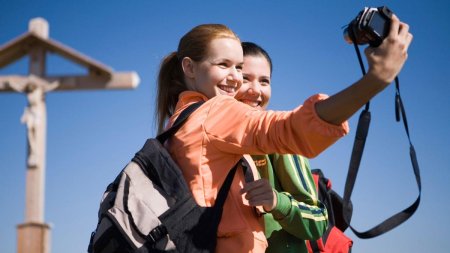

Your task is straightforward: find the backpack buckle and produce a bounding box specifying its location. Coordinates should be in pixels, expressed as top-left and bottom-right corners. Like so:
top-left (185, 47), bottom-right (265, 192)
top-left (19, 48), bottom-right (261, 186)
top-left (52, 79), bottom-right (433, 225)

top-left (147, 225), bottom-right (168, 243)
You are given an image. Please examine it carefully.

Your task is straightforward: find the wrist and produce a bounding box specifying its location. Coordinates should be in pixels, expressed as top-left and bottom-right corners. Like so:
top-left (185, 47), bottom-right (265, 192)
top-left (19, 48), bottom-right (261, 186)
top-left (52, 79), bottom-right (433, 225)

top-left (270, 192), bottom-right (292, 220)
top-left (263, 189), bottom-right (278, 212)
top-left (364, 70), bottom-right (392, 90)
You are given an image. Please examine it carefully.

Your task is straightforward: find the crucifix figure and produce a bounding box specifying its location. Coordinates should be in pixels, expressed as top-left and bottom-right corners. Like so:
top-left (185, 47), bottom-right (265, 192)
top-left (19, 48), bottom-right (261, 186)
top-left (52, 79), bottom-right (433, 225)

top-left (0, 17), bottom-right (139, 253)
top-left (9, 76), bottom-right (58, 168)
top-left (21, 83), bottom-right (43, 168)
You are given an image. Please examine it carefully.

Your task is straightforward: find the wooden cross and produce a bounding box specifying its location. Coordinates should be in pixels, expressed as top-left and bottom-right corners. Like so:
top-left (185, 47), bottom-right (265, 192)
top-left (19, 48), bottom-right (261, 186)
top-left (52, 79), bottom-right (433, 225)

top-left (0, 17), bottom-right (139, 253)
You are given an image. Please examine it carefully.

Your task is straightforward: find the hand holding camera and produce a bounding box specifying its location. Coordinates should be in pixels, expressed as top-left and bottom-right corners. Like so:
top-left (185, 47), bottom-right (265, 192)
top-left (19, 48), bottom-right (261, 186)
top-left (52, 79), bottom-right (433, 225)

top-left (315, 6), bottom-right (413, 125)
top-left (366, 15), bottom-right (413, 85)
top-left (345, 6), bottom-right (413, 85)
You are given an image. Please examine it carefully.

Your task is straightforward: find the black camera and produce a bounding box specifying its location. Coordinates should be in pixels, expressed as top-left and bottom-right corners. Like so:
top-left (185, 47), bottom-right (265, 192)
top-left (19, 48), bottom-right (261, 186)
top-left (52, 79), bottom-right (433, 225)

top-left (343, 6), bottom-right (393, 47)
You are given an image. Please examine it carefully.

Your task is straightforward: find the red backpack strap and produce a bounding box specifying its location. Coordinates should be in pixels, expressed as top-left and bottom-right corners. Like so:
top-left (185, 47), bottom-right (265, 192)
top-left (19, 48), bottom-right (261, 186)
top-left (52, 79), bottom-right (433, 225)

top-left (312, 173), bottom-right (320, 192)
top-left (306, 170), bottom-right (327, 253)
top-left (307, 169), bottom-right (353, 253)
top-left (306, 238), bottom-right (325, 253)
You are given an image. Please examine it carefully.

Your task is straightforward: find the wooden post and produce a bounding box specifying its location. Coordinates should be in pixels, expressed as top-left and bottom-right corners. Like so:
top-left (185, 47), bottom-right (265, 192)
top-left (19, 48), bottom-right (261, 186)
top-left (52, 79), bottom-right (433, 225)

top-left (16, 17), bottom-right (51, 253)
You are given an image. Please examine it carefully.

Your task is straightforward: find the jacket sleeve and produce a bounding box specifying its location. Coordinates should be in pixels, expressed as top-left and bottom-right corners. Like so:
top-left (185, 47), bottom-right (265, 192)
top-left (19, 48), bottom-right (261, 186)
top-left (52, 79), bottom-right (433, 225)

top-left (203, 94), bottom-right (349, 158)
top-left (268, 154), bottom-right (328, 240)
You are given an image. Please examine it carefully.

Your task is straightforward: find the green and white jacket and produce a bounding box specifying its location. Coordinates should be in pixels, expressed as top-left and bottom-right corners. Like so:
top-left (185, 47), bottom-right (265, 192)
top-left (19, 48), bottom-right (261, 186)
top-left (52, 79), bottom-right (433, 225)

top-left (252, 154), bottom-right (328, 253)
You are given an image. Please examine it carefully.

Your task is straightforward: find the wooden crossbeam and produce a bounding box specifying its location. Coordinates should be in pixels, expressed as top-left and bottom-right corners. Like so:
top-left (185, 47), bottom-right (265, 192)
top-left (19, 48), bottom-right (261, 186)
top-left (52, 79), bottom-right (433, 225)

top-left (0, 32), bottom-right (113, 78)
top-left (0, 72), bottom-right (139, 92)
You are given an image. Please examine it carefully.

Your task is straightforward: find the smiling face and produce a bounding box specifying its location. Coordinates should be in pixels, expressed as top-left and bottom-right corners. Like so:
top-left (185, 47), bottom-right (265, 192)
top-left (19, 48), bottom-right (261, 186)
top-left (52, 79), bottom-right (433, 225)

top-left (183, 37), bottom-right (244, 98)
top-left (235, 54), bottom-right (272, 109)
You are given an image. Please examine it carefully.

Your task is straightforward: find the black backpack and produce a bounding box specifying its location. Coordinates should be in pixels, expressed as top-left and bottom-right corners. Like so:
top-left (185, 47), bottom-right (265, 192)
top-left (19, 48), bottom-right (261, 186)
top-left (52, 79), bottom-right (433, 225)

top-left (87, 102), bottom-right (242, 253)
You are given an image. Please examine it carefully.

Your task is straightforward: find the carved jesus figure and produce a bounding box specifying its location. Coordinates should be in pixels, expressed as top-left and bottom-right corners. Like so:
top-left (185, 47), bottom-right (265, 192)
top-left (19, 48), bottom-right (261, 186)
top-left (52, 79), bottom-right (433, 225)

top-left (21, 84), bottom-right (43, 167)
top-left (8, 76), bottom-right (58, 167)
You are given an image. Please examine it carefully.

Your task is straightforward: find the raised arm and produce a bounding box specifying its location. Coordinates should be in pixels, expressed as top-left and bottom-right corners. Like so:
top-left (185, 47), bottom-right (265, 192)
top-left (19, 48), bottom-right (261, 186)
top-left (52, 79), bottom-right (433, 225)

top-left (315, 15), bottom-right (413, 125)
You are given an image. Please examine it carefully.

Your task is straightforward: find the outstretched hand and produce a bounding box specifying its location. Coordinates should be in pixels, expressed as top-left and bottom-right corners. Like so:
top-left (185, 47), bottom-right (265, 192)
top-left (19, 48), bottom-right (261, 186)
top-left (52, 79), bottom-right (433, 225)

top-left (241, 179), bottom-right (277, 212)
top-left (365, 15), bottom-right (413, 85)
top-left (315, 15), bottom-right (413, 125)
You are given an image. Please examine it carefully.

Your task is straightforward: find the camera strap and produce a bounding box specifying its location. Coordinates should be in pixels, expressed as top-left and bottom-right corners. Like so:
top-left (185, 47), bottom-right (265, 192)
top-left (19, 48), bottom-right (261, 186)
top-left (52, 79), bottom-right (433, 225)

top-left (342, 30), bottom-right (422, 239)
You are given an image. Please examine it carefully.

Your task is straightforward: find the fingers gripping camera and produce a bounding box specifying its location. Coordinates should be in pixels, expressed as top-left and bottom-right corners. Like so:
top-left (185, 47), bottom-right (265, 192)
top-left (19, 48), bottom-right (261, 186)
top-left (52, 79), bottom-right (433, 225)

top-left (344, 6), bottom-right (393, 47)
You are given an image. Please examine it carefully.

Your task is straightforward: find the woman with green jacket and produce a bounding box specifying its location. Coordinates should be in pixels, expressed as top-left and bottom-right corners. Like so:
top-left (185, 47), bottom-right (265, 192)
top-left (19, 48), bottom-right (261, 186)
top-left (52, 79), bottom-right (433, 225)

top-left (236, 42), bottom-right (327, 253)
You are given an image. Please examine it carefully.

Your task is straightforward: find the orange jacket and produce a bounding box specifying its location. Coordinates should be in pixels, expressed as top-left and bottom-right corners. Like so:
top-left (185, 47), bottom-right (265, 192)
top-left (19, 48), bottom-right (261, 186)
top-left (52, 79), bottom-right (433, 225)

top-left (166, 91), bottom-right (349, 253)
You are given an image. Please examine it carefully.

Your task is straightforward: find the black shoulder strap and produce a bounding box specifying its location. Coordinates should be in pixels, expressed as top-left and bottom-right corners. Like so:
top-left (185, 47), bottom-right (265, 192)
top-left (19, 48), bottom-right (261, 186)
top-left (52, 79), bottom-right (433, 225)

top-left (342, 34), bottom-right (422, 239)
top-left (132, 102), bottom-right (204, 194)
top-left (153, 101), bottom-right (255, 210)
top-left (216, 157), bottom-right (255, 208)
top-left (156, 102), bottom-right (204, 144)
top-left (214, 160), bottom-right (240, 209)
top-left (137, 101), bottom-right (247, 244)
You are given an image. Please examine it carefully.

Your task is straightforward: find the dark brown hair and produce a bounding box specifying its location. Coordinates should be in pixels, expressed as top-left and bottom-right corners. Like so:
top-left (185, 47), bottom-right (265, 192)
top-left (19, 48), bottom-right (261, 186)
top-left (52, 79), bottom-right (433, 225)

top-left (242, 41), bottom-right (273, 75)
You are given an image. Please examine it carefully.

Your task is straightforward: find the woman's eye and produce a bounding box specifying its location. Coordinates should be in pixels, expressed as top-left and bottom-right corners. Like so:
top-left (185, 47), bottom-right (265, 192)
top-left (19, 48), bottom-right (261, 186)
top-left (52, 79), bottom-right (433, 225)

top-left (261, 79), bottom-right (271, 86)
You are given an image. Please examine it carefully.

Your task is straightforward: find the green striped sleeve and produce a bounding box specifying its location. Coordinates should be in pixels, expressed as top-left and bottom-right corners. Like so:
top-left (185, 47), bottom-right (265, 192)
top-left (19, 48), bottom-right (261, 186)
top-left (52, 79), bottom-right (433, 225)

top-left (253, 153), bottom-right (328, 241)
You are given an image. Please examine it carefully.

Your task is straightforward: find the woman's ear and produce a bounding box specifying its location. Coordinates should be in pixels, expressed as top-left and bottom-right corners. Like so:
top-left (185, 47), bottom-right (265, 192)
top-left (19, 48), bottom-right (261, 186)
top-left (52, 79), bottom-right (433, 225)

top-left (181, 57), bottom-right (195, 78)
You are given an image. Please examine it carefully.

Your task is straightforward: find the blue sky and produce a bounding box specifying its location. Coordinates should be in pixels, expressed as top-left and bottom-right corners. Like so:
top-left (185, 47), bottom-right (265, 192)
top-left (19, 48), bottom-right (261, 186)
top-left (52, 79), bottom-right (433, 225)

top-left (1, 1), bottom-right (449, 252)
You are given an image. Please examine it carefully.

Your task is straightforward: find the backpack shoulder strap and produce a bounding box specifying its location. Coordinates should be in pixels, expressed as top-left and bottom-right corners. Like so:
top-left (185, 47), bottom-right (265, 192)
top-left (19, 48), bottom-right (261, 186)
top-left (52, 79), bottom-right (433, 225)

top-left (156, 102), bottom-right (204, 144)
top-left (132, 101), bottom-right (204, 193)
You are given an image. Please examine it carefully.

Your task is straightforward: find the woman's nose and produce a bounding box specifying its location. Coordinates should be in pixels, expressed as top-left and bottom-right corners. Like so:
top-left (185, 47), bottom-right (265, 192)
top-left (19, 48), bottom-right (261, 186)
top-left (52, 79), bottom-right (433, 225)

top-left (231, 67), bottom-right (242, 80)
top-left (228, 67), bottom-right (243, 86)
top-left (248, 81), bottom-right (261, 96)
